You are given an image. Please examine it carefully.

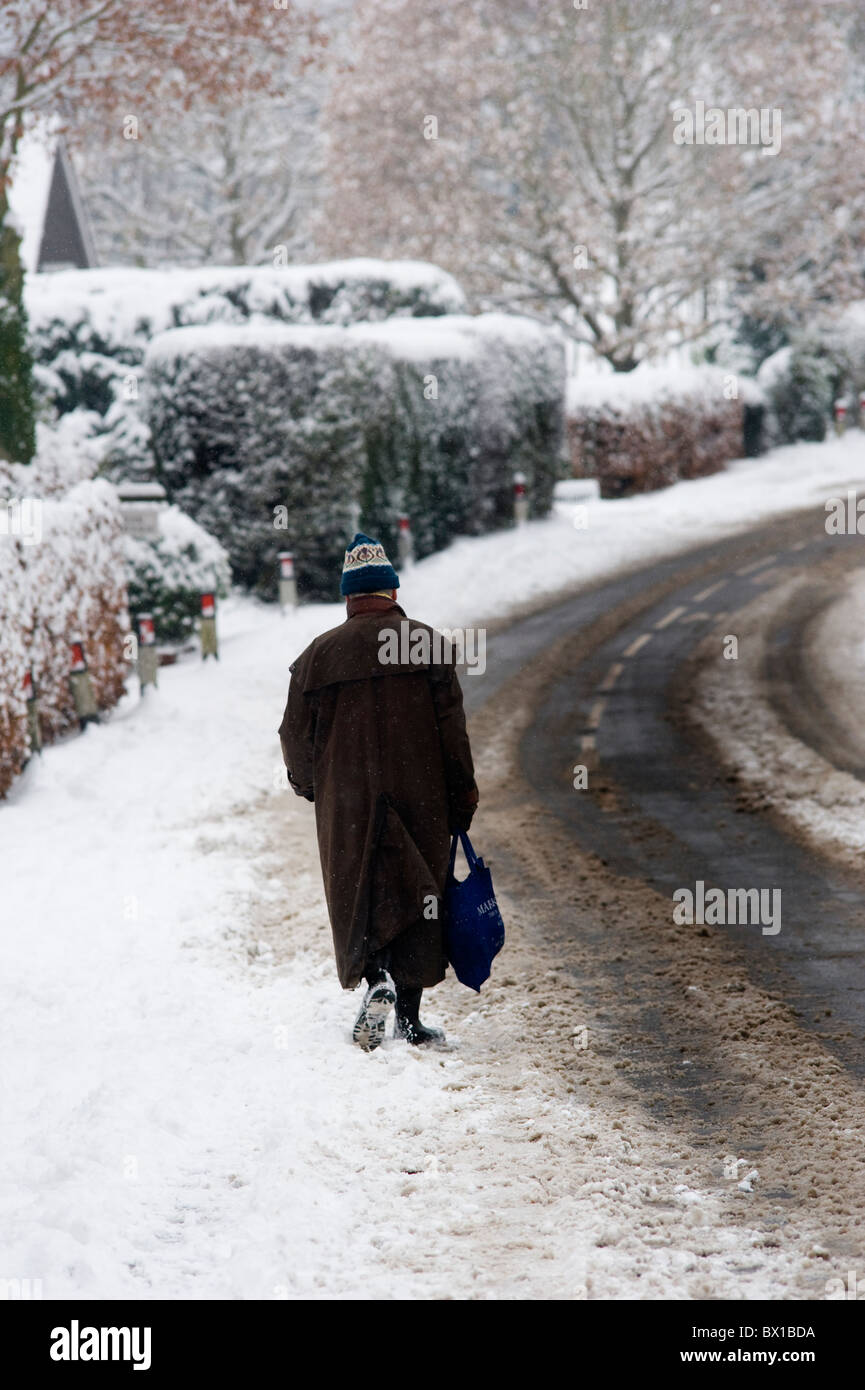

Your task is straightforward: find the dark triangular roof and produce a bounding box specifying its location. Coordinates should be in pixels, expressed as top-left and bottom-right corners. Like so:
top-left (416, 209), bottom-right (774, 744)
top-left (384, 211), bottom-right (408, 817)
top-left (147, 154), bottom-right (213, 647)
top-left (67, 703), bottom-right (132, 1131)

top-left (9, 129), bottom-right (97, 273)
top-left (37, 138), bottom-right (97, 270)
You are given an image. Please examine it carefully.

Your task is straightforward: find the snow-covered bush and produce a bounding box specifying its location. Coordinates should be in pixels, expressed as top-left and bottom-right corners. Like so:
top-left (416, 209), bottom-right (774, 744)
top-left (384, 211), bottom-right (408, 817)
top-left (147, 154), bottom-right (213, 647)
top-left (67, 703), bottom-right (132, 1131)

top-left (566, 364), bottom-right (754, 498)
top-left (26, 260), bottom-right (466, 397)
top-left (26, 260), bottom-right (468, 482)
top-left (145, 324), bottom-right (378, 599)
top-left (124, 506), bottom-right (232, 643)
top-left (754, 310), bottom-right (865, 444)
top-left (0, 422), bottom-right (130, 796)
top-left (144, 315), bottom-right (565, 599)
top-left (835, 304), bottom-right (865, 407)
top-left (757, 342), bottom-right (834, 445)
top-left (349, 315), bottom-right (565, 562)
top-left (0, 545), bottom-right (29, 797)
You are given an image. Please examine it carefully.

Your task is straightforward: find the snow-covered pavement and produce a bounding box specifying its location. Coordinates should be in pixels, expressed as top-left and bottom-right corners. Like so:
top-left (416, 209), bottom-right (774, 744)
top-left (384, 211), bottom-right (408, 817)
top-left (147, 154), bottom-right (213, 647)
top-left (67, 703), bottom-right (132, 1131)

top-left (2, 433), bottom-right (864, 1300)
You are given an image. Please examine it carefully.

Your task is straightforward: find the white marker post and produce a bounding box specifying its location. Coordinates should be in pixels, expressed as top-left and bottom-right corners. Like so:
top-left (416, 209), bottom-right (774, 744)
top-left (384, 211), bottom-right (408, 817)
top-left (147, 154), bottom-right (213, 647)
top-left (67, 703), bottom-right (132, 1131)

top-left (69, 639), bottom-right (99, 727)
top-left (397, 515), bottom-right (414, 569)
top-left (278, 551), bottom-right (297, 611)
top-left (22, 667), bottom-right (42, 755)
top-left (834, 399), bottom-right (847, 437)
top-left (513, 471), bottom-right (529, 526)
top-left (200, 592), bottom-right (219, 661)
top-left (137, 613), bottom-right (158, 691)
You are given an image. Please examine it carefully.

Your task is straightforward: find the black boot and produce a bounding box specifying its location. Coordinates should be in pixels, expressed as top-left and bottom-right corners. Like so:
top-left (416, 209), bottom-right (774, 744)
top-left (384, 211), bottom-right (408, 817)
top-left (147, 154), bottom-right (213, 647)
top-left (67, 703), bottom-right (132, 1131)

top-left (395, 986), bottom-right (446, 1046)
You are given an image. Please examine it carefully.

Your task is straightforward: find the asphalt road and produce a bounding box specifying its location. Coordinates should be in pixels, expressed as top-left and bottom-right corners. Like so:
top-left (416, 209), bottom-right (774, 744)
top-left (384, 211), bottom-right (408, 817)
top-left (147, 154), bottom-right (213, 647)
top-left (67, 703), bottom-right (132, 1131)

top-left (468, 509), bottom-right (865, 1076)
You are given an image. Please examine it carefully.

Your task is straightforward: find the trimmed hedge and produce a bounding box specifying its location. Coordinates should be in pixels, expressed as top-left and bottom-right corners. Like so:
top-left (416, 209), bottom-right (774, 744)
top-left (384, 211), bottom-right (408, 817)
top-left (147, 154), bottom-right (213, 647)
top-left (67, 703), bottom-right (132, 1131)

top-left (25, 260), bottom-right (467, 421)
top-left (753, 308), bottom-right (865, 446)
top-left (757, 346), bottom-right (831, 445)
top-left (566, 365), bottom-right (757, 498)
top-left (145, 325), bottom-right (379, 599)
top-left (0, 425), bottom-right (130, 796)
top-left (350, 315), bottom-right (564, 565)
top-left (144, 315), bottom-right (565, 600)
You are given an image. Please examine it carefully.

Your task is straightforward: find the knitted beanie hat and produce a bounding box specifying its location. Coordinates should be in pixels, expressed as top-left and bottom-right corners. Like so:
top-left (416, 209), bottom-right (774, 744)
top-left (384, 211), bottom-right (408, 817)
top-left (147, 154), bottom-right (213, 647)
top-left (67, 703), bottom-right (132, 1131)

top-left (340, 532), bottom-right (400, 596)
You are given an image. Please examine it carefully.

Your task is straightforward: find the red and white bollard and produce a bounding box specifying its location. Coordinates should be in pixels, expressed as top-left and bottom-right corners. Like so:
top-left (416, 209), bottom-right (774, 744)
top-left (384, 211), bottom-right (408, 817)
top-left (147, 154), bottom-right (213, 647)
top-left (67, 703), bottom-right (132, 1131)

top-left (137, 612), bottom-right (158, 691)
top-left (397, 515), bottom-right (414, 569)
top-left (278, 551), bottom-right (297, 611)
top-left (513, 472), bottom-right (529, 527)
top-left (859, 390), bottom-right (865, 426)
top-left (22, 667), bottom-right (42, 755)
top-left (200, 592), bottom-right (219, 660)
top-left (69, 638), bottom-right (99, 726)
top-left (834, 399), bottom-right (848, 437)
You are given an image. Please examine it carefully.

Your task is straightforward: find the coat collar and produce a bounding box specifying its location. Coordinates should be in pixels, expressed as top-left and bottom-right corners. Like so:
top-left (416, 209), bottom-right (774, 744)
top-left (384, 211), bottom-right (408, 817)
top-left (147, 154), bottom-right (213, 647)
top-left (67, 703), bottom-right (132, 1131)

top-left (345, 595), bottom-right (405, 620)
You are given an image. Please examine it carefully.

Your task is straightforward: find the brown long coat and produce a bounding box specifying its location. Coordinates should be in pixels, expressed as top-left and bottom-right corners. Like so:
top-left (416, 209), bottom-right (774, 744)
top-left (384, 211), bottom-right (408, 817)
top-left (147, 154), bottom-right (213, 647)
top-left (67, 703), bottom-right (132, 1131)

top-left (278, 596), bottom-right (478, 990)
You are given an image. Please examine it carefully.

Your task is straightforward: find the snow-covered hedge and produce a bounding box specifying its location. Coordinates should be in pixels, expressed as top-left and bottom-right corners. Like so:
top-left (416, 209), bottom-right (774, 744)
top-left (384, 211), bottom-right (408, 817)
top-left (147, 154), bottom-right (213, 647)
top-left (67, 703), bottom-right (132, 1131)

top-left (756, 344), bottom-right (833, 445)
top-left (26, 260), bottom-right (466, 413)
top-left (145, 324), bottom-right (377, 599)
top-left (125, 506), bottom-right (232, 643)
top-left (350, 315), bottom-right (565, 563)
top-left (25, 260), bottom-right (469, 484)
top-left (566, 364), bottom-right (757, 497)
top-left (752, 306), bottom-right (865, 446)
top-left (756, 309), bottom-right (865, 445)
top-left (144, 315), bottom-right (565, 599)
top-left (0, 422), bottom-right (130, 796)
top-left (836, 303), bottom-right (865, 396)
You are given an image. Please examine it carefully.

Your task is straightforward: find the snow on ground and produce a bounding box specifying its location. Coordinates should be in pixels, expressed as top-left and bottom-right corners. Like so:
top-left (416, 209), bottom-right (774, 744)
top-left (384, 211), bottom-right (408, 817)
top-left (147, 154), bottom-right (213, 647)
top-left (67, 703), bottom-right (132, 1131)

top-left (689, 563), bottom-right (865, 870)
top-left (2, 432), bottom-right (864, 1299)
top-left (416, 430), bottom-right (865, 628)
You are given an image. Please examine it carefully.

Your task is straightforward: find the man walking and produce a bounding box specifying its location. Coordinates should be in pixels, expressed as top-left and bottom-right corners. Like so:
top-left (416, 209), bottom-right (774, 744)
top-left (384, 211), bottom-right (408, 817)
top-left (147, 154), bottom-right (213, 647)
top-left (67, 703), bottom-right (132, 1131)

top-left (278, 533), bottom-right (479, 1051)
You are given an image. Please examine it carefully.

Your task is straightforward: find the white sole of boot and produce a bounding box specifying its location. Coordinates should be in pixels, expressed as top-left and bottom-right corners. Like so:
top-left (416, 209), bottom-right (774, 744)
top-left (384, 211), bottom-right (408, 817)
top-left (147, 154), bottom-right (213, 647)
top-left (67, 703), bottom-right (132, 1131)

top-left (352, 977), bottom-right (396, 1052)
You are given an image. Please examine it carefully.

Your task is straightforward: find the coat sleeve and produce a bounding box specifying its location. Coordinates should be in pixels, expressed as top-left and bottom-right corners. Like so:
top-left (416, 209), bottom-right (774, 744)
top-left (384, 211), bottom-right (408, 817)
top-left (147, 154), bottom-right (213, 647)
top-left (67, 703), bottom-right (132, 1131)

top-left (278, 664), bottom-right (316, 801)
top-left (430, 665), bottom-right (479, 829)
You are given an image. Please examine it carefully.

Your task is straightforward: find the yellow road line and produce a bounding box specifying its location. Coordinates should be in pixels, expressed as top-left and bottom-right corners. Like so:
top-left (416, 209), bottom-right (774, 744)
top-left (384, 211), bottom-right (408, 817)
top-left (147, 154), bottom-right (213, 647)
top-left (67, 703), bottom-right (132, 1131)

top-left (694, 579), bottom-right (726, 601)
top-left (586, 699), bottom-right (606, 729)
top-left (736, 554), bottom-right (776, 576)
top-left (623, 632), bottom-right (653, 658)
top-left (599, 662), bottom-right (624, 691)
top-left (655, 605), bottom-right (687, 629)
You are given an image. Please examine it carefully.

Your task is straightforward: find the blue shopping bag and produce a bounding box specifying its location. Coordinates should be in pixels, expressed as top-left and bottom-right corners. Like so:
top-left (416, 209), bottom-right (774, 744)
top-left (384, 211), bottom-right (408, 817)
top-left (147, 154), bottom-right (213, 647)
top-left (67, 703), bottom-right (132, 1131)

top-left (445, 831), bottom-right (505, 992)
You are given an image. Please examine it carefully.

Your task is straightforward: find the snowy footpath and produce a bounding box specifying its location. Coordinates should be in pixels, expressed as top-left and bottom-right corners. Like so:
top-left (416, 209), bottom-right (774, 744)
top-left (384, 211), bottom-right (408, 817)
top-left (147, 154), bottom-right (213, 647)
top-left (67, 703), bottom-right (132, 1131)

top-left (2, 434), bottom-right (864, 1300)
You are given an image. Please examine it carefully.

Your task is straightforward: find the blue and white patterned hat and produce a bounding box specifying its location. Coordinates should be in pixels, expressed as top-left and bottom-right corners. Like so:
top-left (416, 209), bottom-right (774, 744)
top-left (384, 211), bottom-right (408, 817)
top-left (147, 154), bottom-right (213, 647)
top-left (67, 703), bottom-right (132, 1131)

top-left (340, 532), bottom-right (400, 596)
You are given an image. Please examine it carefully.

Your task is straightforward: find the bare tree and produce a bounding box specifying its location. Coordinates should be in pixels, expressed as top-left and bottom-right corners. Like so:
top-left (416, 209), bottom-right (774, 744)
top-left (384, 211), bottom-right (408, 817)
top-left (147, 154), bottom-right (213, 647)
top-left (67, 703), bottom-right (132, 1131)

top-left (71, 60), bottom-right (329, 267)
top-left (319, 0), bottom-right (864, 370)
top-left (0, 0), bottom-right (324, 460)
